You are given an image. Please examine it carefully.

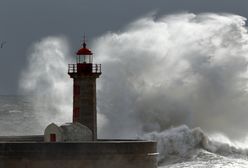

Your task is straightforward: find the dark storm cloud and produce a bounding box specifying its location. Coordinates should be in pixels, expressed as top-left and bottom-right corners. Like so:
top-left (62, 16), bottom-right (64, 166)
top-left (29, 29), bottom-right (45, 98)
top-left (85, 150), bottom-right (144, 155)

top-left (0, 0), bottom-right (248, 94)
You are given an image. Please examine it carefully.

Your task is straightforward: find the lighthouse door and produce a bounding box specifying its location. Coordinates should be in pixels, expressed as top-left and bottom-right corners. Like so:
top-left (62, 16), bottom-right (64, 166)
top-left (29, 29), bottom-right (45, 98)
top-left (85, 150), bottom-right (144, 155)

top-left (50, 134), bottom-right (56, 142)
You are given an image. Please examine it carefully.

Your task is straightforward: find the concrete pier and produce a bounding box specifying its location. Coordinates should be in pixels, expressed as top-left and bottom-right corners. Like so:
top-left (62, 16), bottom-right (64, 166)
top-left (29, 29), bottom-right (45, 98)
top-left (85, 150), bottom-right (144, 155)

top-left (0, 140), bottom-right (157, 168)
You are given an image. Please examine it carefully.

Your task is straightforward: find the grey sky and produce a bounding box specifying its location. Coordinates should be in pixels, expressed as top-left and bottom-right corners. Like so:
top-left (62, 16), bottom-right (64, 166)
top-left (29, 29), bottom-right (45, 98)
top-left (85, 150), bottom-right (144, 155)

top-left (0, 0), bottom-right (247, 94)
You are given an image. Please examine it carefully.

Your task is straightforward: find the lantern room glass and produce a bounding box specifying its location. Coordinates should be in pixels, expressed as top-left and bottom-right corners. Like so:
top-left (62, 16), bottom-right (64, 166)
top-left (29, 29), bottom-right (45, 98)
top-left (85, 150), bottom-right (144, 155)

top-left (77, 55), bottom-right (93, 64)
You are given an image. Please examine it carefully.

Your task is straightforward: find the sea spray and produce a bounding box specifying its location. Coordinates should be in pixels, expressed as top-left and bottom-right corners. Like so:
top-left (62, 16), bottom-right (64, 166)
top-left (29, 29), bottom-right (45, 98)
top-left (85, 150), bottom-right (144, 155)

top-left (19, 36), bottom-right (73, 130)
top-left (93, 13), bottom-right (248, 139)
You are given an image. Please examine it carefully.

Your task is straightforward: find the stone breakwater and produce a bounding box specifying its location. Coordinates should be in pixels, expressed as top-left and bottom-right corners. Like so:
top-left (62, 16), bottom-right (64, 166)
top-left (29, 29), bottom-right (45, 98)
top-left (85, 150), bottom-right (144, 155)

top-left (0, 139), bottom-right (157, 168)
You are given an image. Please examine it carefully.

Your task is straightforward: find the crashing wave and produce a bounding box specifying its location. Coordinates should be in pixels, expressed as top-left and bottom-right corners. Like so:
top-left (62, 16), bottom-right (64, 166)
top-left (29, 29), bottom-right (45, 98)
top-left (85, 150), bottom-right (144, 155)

top-left (143, 125), bottom-right (248, 165)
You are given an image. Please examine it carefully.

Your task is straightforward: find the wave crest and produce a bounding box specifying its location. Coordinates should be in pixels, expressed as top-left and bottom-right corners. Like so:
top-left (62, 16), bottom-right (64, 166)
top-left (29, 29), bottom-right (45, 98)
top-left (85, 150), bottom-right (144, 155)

top-left (144, 125), bottom-right (248, 165)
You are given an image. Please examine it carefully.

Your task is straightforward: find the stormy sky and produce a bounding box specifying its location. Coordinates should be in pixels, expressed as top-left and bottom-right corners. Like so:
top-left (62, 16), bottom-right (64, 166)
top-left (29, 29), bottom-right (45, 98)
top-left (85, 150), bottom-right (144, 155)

top-left (0, 0), bottom-right (248, 94)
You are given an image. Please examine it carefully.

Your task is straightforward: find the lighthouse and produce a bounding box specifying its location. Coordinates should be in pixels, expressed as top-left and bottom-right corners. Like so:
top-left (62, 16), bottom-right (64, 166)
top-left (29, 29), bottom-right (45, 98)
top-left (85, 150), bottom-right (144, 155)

top-left (68, 39), bottom-right (101, 140)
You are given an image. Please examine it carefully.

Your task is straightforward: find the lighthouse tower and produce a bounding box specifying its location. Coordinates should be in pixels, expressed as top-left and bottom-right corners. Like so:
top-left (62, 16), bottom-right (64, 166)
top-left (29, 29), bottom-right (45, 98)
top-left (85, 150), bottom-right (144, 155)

top-left (68, 39), bottom-right (101, 140)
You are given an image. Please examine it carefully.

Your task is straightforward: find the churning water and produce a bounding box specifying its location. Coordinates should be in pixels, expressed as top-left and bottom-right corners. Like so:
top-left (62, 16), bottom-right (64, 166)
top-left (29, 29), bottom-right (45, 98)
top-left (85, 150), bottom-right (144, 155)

top-left (2, 12), bottom-right (248, 167)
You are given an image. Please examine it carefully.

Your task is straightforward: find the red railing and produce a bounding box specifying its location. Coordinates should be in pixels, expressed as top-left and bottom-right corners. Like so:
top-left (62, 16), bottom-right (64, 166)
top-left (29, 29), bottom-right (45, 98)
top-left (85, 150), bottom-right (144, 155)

top-left (68, 64), bottom-right (101, 74)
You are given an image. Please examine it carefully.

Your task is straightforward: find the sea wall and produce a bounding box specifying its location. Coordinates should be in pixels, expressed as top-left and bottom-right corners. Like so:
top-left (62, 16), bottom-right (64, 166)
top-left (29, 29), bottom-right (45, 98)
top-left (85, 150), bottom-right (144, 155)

top-left (0, 140), bottom-right (157, 168)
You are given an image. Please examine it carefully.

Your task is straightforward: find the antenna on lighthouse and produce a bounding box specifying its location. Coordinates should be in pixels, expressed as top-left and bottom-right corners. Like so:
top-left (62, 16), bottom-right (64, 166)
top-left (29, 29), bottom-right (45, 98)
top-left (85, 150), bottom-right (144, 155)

top-left (82, 33), bottom-right (86, 48)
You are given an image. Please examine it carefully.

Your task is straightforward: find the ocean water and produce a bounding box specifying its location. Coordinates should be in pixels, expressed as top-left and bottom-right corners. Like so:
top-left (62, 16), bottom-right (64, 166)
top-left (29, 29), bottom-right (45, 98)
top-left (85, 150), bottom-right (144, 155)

top-left (1, 95), bottom-right (248, 168)
top-left (0, 95), bottom-right (41, 136)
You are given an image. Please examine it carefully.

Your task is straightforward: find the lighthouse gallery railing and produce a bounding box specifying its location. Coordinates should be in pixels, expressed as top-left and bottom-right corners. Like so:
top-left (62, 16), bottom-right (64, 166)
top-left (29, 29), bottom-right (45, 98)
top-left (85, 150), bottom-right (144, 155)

top-left (68, 64), bottom-right (101, 74)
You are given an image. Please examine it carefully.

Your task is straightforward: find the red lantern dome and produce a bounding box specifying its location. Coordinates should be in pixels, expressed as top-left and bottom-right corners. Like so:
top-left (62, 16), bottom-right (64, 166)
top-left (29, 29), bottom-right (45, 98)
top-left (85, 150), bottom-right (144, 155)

top-left (76, 42), bottom-right (93, 55)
